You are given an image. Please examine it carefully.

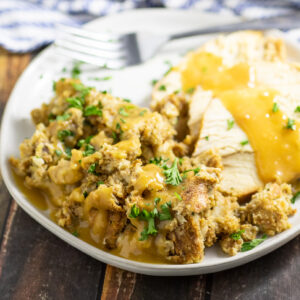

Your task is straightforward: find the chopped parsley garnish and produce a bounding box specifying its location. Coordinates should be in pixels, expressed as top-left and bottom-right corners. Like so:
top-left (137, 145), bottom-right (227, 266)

top-left (123, 99), bottom-right (131, 103)
top-left (66, 97), bottom-right (83, 110)
top-left (227, 119), bottom-right (234, 130)
top-left (111, 131), bottom-right (120, 144)
top-left (205, 136), bottom-right (209, 141)
top-left (71, 61), bottom-right (82, 79)
top-left (286, 118), bottom-right (296, 130)
top-left (240, 140), bottom-right (249, 146)
top-left (272, 102), bottom-right (279, 113)
top-left (72, 83), bottom-right (91, 99)
top-left (174, 89), bottom-right (180, 94)
top-left (56, 113), bottom-right (70, 121)
top-left (174, 192), bottom-right (182, 202)
top-left (186, 87), bottom-right (195, 94)
top-left (52, 81), bottom-right (56, 91)
top-left (159, 85), bottom-right (166, 91)
top-left (57, 130), bottom-right (74, 141)
top-left (151, 79), bottom-right (158, 86)
top-left (119, 107), bottom-right (129, 117)
top-left (89, 76), bottom-right (111, 81)
top-left (163, 158), bottom-right (182, 186)
top-left (130, 200), bottom-right (173, 240)
top-left (83, 191), bottom-right (88, 198)
top-left (65, 147), bottom-right (72, 158)
top-left (55, 150), bottom-right (62, 156)
top-left (83, 144), bottom-right (95, 156)
top-left (295, 106), bottom-right (300, 112)
top-left (97, 181), bottom-right (104, 186)
top-left (291, 191), bottom-right (300, 204)
top-left (241, 234), bottom-right (267, 252)
top-left (154, 197), bottom-right (161, 205)
top-left (84, 105), bottom-right (102, 117)
top-left (149, 157), bottom-right (167, 165)
top-left (230, 229), bottom-right (245, 240)
top-left (129, 204), bottom-right (140, 218)
top-left (88, 163), bottom-right (97, 174)
top-left (116, 122), bottom-right (123, 134)
top-left (62, 67), bottom-right (67, 73)
top-left (183, 167), bottom-right (200, 175)
top-left (159, 202), bottom-right (172, 221)
top-left (139, 110), bottom-right (147, 116)
top-left (120, 118), bottom-right (126, 123)
top-left (72, 231), bottom-right (79, 237)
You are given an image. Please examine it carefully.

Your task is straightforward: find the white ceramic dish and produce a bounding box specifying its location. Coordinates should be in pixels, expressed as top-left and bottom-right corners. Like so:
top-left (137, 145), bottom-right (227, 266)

top-left (1, 9), bottom-right (300, 276)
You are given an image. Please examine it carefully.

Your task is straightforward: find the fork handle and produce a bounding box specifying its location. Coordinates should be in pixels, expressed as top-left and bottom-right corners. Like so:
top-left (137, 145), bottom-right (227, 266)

top-left (169, 13), bottom-right (300, 40)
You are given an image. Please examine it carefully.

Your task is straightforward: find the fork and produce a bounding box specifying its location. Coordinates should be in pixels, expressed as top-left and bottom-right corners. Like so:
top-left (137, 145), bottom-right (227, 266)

top-left (54, 13), bottom-right (300, 69)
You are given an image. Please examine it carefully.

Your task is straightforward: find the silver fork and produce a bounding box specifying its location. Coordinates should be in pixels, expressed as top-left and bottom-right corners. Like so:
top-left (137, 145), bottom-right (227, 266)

top-left (55, 13), bottom-right (300, 69)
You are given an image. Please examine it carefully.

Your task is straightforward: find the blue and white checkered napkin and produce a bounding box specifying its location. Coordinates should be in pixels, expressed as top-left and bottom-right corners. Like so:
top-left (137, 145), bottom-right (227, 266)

top-left (1, 0), bottom-right (300, 53)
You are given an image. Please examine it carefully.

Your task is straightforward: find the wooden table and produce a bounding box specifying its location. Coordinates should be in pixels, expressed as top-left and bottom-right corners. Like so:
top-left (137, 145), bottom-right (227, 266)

top-left (0, 49), bottom-right (299, 300)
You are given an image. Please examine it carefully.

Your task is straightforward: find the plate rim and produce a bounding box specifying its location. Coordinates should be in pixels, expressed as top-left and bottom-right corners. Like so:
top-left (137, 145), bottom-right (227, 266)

top-left (1, 8), bottom-right (300, 276)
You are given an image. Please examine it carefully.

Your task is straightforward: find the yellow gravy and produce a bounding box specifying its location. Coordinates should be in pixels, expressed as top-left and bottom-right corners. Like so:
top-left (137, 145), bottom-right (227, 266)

top-left (181, 52), bottom-right (300, 183)
top-left (13, 170), bottom-right (172, 264)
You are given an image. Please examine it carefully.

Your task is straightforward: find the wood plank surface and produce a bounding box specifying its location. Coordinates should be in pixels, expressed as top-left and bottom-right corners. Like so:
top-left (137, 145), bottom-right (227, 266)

top-left (1, 48), bottom-right (300, 300)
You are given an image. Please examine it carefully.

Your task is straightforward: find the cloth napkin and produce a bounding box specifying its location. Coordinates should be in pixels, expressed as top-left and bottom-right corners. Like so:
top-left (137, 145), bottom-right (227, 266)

top-left (1, 0), bottom-right (300, 53)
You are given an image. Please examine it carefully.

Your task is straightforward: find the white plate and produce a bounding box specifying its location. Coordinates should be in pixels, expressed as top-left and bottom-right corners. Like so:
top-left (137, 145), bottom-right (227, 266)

top-left (1, 9), bottom-right (300, 276)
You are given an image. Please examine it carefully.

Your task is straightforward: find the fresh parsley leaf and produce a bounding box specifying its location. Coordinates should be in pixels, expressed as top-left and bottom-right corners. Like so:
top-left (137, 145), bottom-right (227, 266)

top-left (123, 99), bottom-right (131, 103)
top-left (159, 202), bottom-right (172, 221)
top-left (205, 136), bottom-right (209, 141)
top-left (57, 130), bottom-right (74, 141)
top-left (174, 192), bottom-right (182, 201)
top-left (295, 106), bottom-right (300, 112)
top-left (230, 229), bottom-right (245, 241)
top-left (72, 83), bottom-right (91, 100)
top-left (241, 234), bottom-right (267, 252)
top-left (139, 227), bottom-right (149, 241)
top-left (56, 113), bottom-right (70, 121)
top-left (129, 204), bottom-right (140, 218)
top-left (227, 119), bottom-right (234, 130)
top-left (183, 167), bottom-right (200, 175)
top-left (151, 79), bottom-right (158, 86)
top-left (72, 231), bottom-right (79, 237)
top-left (71, 61), bottom-right (82, 78)
top-left (240, 140), bottom-right (249, 146)
top-left (147, 218), bottom-right (157, 235)
top-left (291, 191), bottom-right (300, 204)
top-left (272, 102), bottom-right (279, 113)
top-left (97, 181), bottom-right (104, 186)
top-left (286, 118), bottom-right (296, 130)
top-left (154, 198), bottom-right (161, 206)
top-left (84, 105), bottom-right (102, 117)
top-left (139, 110), bottom-right (147, 116)
top-left (88, 163), bottom-right (97, 174)
top-left (159, 85), bottom-right (166, 91)
top-left (64, 147), bottom-right (72, 158)
top-left (53, 81), bottom-right (56, 91)
top-left (89, 76), bottom-right (111, 81)
top-left (112, 132), bottom-right (120, 144)
top-left (163, 158), bottom-right (182, 186)
top-left (83, 144), bottom-right (95, 156)
top-left (83, 191), bottom-right (88, 198)
top-left (186, 87), bottom-right (195, 94)
top-left (66, 97), bottom-right (83, 110)
top-left (149, 157), bottom-right (168, 165)
top-left (119, 107), bottom-right (129, 117)
top-left (55, 150), bottom-right (62, 156)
